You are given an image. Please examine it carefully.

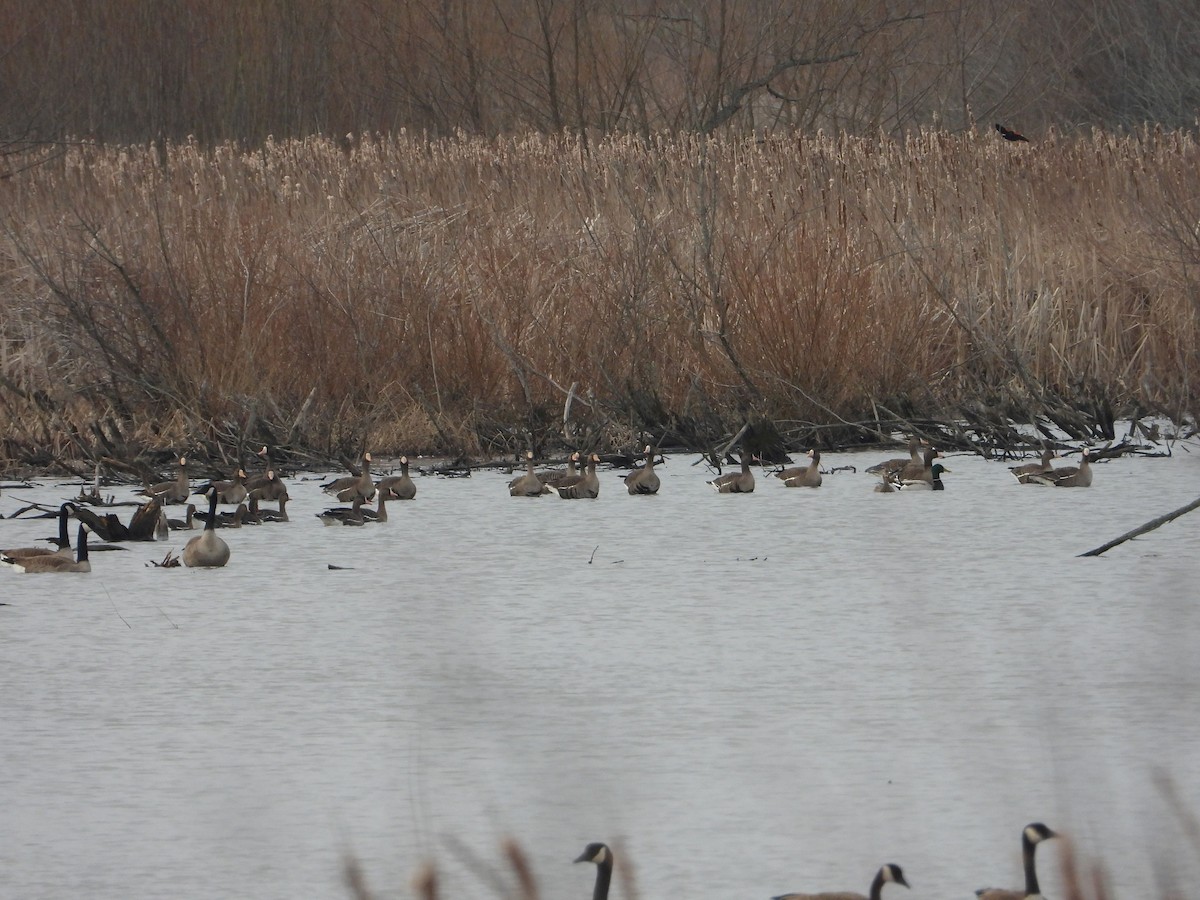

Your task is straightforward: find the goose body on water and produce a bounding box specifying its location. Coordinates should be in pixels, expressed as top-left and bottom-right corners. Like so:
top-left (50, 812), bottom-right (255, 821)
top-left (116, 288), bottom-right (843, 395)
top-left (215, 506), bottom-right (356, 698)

top-left (548, 453), bottom-right (600, 499)
top-left (773, 863), bottom-right (910, 900)
top-left (901, 462), bottom-right (948, 490)
top-left (323, 453), bottom-right (375, 502)
top-left (142, 457), bottom-right (190, 504)
top-left (866, 438), bottom-right (925, 476)
top-left (377, 456), bottom-right (417, 500)
top-left (509, 451), bottom-right (547, 497)
top-left (7, 523), bottom-right (92, 573)
top-left (318, 495), bottom-right (367, 525)
top-left (709, 453), bottom-right (755, 493)
top-left (624, 445), bottom-right (661, 495)
top-left (1009, 449), bottom-right (1058, 484)
top-left (182, 488), bottom-right (231, 567)
top-left (1, 502), bottom-right (76, 561)
top-left (778, 449), bottom-right (823, 487)
top-left (898, 446), bottom-right (944, 485)
top-left (1031, 449), bottom-right (1093, 487)
top-left (574, 842), bottom-right (613, 900)
top-left (975, 822), bottom-right (1057, 900)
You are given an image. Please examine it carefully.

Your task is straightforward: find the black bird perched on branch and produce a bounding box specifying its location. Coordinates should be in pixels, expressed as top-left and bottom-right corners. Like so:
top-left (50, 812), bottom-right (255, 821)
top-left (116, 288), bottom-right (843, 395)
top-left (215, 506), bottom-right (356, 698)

top-left (995, 123), bottom-right (1030, 142)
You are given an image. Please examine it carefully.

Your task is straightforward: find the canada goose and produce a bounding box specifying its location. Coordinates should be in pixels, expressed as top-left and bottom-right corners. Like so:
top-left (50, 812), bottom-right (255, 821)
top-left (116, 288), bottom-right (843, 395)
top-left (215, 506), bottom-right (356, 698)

top-left (624, 446), bottom-right (661, 495)
top-left (773, 863), bottom-right (910, 900)
top-left (574, 842), bottom-right (613, 900)
top-left (377, 456), bottom-right (417, 500)
top-left (866, 438), bottom-right (925, 476)
top-left (901, 463), bottom-right (948, 490)
top-left (8, 523), bottom-right (92, 573)
top-left (975, 822), bottom-right (1057, 900)
top-left (548, 453), bottom-right (600, 499)
top-left (509, 451), bottom-right (546, 497)
top-left (143, 457), bottom-right (190, 504)
top-left (1031, 449), bottom-right (1093, 487)
top-left (1, 502), bottom-right (77, 561)
top-left (898, 446), bottom-right (944, 485)
top-left (182, 488), bottom-right (231, 567)
top-left (167, 504), bottom-right (197, 530)
top-left (708, 453), bottom-right (755, 493)
top-left (539, 451), bottom-right (581, 490)
top-left (1010, 449), bottom-right (1058, 484)
top-left (204, 469), bottom-right (248, 505)
top-left (778, 449), bottom-right (823, 487)
top-left (318, 495), bottom-right (367, 525)
top-left (323, 452), bottom-right (375, 502)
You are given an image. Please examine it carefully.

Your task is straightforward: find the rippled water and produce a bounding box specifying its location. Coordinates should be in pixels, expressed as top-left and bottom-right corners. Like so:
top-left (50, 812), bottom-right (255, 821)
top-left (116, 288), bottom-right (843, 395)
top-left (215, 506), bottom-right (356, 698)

top-left (2, 446), bottom-right (1199, 900)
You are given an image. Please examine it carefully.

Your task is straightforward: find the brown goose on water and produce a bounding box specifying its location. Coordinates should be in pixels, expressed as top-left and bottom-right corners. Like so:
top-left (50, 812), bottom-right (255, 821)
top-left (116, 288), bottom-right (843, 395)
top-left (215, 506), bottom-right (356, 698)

top-left (547, 453), bottom-right (600, 499)
top-left (203, 468), bottom-right (248, 505)
top-left (866, 438), bottom-right (926, 476)
top-left (141, 456), bottom-right (190, 504)
top-left (318, 495), bottom-right (367, 525)
top-left (539, 451), bottom-right (581, 491)
top-left (624, 446), bottom-right (661, 495)
top-left (897, 446), bottom-right (944, 485)
top-left (377, 456), bottom-right (417, 500)
top-left (772, 863), bottom-right (910, 900)
top-left (6, 523), bottom-right (92, 573)
top-left (323, 453), bottom-right (375, 502)
top-left (1030, 449), bottom-right (1093, 487)
top-left (1009, 449), bottom-right (1058, 484)
top-left (509, 451), bottom-right (546, 497)
top-left (708, 452), bottom-right (755, 493)
top-left (778, 449), bottom-right (823, 487)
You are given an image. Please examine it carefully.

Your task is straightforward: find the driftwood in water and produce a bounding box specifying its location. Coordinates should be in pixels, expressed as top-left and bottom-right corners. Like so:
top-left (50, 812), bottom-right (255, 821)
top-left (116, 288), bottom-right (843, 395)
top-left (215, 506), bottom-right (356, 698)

top-left (1079, 496), bottom-right (1200, 557)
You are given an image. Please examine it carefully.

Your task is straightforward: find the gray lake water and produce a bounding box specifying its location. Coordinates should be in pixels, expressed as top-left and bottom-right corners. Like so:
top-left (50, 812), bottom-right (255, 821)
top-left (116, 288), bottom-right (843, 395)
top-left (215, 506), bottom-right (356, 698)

top-left (2, 446), bottom-right (1199, 900)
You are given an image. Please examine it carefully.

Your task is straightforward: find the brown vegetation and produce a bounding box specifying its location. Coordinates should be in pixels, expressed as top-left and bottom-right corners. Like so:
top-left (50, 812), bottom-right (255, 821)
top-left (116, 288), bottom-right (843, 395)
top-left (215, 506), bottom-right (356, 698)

top-left (0, 127), bottom-right (1197, 467)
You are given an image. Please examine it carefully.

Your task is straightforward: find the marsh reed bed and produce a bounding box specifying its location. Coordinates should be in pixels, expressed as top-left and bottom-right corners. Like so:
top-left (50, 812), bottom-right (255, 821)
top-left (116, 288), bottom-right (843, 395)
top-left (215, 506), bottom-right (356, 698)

top-left (1, 127), bottom-right (1197, 466)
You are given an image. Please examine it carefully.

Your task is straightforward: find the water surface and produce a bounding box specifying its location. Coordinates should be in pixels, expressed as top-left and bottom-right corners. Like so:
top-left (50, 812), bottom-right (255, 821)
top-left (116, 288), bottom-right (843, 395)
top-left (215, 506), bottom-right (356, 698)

top-left (2, 447), bottom-right (1199, 900)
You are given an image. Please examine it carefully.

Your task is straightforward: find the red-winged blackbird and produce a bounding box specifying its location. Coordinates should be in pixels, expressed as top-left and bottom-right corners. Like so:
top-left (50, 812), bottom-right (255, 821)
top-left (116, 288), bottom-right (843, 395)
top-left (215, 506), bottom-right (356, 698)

top-left (995, 123), bottom-right (1030, 142)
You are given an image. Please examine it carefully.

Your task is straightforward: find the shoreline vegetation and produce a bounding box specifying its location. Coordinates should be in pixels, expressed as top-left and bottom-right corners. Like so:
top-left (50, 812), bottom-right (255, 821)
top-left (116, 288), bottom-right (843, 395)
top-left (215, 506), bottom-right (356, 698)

top-left (1, 128), bottom-right (1198, 477)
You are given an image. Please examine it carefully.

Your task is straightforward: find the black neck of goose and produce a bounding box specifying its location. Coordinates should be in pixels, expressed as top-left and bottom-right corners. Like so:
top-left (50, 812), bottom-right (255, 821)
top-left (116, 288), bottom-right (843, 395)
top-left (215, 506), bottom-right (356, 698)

top-left (204, 491), bottom-right (219, 531)
top-left (1022, 834), bottom-right (1041, 896)
top-left (58, 504), bottom-right (74, 547)
top-left (868, 869), bottom-right (886, 900)
top-left (75, 524), bottom-right (89, 562)
top-left (592, 858), bottom-right (612, 900)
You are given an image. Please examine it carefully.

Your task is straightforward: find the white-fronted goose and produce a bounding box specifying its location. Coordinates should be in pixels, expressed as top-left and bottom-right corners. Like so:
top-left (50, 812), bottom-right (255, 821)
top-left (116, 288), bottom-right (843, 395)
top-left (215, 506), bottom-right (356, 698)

top-left (142, 456), bottom-right (190, 504)
top-left (709, 453), bottom-right (755, 493)
top-left (773, 863), bottom-right (909, 900)
top-left (167, 504), bottom-right (197, 530)
top-left (207, 468), bottom-right (248, 505)
top-left (574, 842), bottom-right (613, 900)
top-left (248, 469), bottom-right (289, 503)
top-left (548, 453), bottom-right (600, 499)
top-left (866, 438), bottom-right (926, 476)
top-left (9, 523), bottom-right (92, 573)
top-left (539, 451), bottom-right (581, 490)
top-left (362, 491), bottom-right (388, 523)
top-left (377, 456), bottom-right (417, 500)
top-left (1031, 449), bottom-right (1092, 487)
top-left (1, 502), bottom-right (76, 561)
top-left (182, 488), bottom-right (231, 567)
top-left (898, 446), bottom-right (944, 485)
top-left (318, 495), bottom-right (367, 525)
top-left (509, 451), bottom-right (546, 497)
top-left (624, 446), bottom-right (660, 495)
top-left (1010, 449), bottom-right (1058, 484)
top-left (323, 452), bottom-right (375, 502)
top-left (874, 471), bottom-right (899, 492)
top-left (778, 449), bottom-right (823, 487)
top-left (901, 463), bottom-right (948, 490)
top-left (975, 822), bottom-right (1057, 900)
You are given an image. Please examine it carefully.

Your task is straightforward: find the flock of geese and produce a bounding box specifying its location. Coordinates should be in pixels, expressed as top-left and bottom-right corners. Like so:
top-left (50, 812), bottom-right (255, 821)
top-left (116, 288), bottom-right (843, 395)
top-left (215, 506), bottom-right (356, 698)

top-left (575, 822), bottom-right (1058, 900)
top-left (0, 438), bottom-right (1094, 573)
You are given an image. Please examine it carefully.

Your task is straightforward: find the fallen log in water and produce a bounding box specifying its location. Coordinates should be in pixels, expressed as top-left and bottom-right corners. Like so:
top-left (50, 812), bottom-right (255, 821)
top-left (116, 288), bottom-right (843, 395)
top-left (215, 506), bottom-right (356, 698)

top-left (1079, 495), bottom-right (1200, 557)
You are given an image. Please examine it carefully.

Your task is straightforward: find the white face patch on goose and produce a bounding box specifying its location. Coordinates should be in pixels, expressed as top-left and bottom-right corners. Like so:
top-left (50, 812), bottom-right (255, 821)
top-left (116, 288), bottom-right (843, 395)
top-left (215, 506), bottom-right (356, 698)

top-left (593, 846), bottom-right (608, 863)
top-left (1025, 825), bottom-right (1047, 843)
